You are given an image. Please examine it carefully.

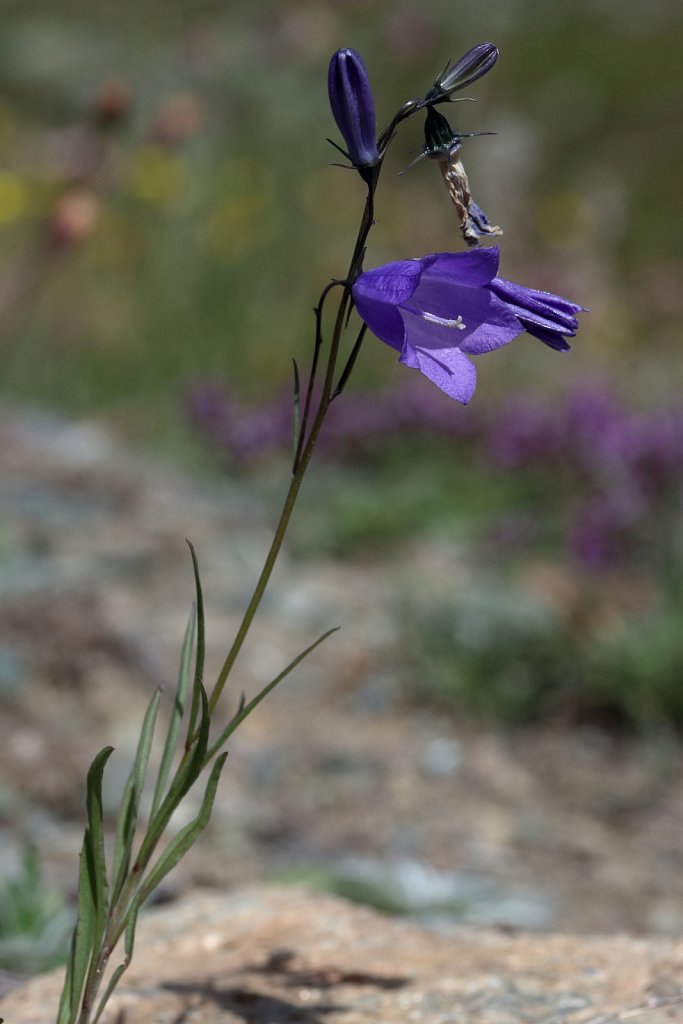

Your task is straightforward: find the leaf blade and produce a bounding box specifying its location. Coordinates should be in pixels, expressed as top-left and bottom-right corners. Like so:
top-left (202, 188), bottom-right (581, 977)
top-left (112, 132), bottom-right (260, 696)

top-left (205, 627), bottom-right (338, 763)
top-left (85, 746), bottom-right (114, 947)
top-left (151, 607), bottom-right (196, 818)
top-left (137, 752), bottom-right (228, 904)
top-left (112, 689), bottom-right (162, 903)
top-left (185, 541), bottom-right (205, 746)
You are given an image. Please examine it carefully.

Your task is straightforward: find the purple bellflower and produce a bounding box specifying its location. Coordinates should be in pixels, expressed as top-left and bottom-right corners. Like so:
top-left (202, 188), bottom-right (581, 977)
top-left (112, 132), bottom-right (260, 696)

top-left (352, 247), bottom-right (583, 404)
top-left (328, 48), bottom-right (379, 171)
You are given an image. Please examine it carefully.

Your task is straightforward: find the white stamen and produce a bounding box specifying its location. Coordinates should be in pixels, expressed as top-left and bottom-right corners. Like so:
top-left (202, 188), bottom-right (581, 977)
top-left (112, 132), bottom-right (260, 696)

top-left (420, 311), bottom-right (467, 331)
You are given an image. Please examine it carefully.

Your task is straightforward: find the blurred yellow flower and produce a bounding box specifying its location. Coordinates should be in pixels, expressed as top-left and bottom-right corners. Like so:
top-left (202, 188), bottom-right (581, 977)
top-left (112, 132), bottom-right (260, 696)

top-left (202, 194), bottom-right (270, 263)
top-left (0, 171), bottom-right (31, 224)
top-left (201, 158), bottom-right (276, 263)
top-left (128, 146), bottom-right (187, 205)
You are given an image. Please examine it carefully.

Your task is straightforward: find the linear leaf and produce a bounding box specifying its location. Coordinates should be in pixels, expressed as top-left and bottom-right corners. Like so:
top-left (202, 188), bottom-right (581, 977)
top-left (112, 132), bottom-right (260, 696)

top-left (135, 684), bottom-right (210, 871)
top-left (205, 627), bottom-right (338, 763)
top-left (112, 689), bottom-right (162, 903)
top-left (92, 900), bottom-right (140, 1024)
top-left (151, 607), bottom-right (196, 818)
top-left (166, 682), bottom-right (210, 804)
top-left (64, 828), bottom-right (97, 1023)
top-left (56, 942), bottom-right (74, 1024)
top-left (137, 752), bottom-right (228, 905)
top-left (185, 541), bottom-right (205, 745)
top-left (85, 746), bottom-right (114, 947)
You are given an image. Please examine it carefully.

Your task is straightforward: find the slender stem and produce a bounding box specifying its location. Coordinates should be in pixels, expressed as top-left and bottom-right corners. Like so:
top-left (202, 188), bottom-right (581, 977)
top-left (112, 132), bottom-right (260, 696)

top-left (207, 182), bottom-right (382, 715)
top-left (208, 288), bottom-right (351, 715)
top-left (293, 279), bottom-right (343, 474)
top-left (333, 322), bottom-right (367, 399)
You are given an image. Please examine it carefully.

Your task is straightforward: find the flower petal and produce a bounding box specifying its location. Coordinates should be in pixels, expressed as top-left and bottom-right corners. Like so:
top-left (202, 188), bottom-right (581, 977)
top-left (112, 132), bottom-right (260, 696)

top-left (490, 277), bottom-right (585, 321)
top-left (352, 260), bottom-right (423, 352)
top-left (353, 259), bottom-right (423, 305)
top-left (400, 344), bottom-right (477, 404)
top-left (499, 297), bottom-right (578, 337)
top-left (522, 324), bottom-right (572, 351)
top-left (421, 247), bottom-right (501, 287)
top-left (403, 286), bottom-right (522, 355)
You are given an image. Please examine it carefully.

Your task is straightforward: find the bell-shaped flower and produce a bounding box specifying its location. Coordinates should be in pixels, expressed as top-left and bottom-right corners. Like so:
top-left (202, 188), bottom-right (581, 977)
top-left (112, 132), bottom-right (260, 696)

top-left (328, 48), bottom-right (379, 171)
top-left (352, 247), bottom-right (583, 404)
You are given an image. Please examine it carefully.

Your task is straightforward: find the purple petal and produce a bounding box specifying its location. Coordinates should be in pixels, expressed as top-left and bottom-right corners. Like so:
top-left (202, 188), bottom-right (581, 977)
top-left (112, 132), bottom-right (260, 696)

top-left (400, 344), bottom-right (477, 404)
top-left (469, 200), bottom-right (501, 238)
top-left (353, 300), bottom-right (404, 352)
top-left (352, 260), bottom-right (423, 352)
top-left (404, 284), bottom-right (522, 355)
top-left (499, 297), bottom-right (578, 336)
top-left (422, 247), bottom-right (501, 287)
top-left (523, 324), bottom-right (572, 351)
top-left (491, 277), bottom-right (585, 319)
top-left (354, 259), bottom-right (423, 305)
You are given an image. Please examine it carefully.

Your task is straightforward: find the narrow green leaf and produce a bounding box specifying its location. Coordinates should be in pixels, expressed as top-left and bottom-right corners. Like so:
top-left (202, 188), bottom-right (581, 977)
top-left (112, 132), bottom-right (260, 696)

top-left (135, 684), bottom-right (211, 871)
top-left (56, 944), bottom-right (74, 1024)
top-left (92, 901), bottom-right (139, 1024)
top-left (85, 746), bottom-right (114, 947)
top-left (185, 541), bottom-right (205, 745)
top-left (112, 689), bottom-right (162, 903)
top-left (137, 753), bottom-right (228, 905)
top-left (205, 628), bottom-right (338, 764)
top-left (151, 607), bottom-right (196, 818)
top-left (166, 682), bottom-right (210, 805)
top-left (66, 829), bottom-right (97, 1022)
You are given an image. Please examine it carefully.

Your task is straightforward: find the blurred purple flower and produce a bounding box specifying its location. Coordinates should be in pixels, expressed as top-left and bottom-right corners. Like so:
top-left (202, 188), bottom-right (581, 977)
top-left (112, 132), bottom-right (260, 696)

top-left (352, 247), bottom-right (583, 403)
top-left (569, 491), bottom-right (643, 568)
top-left (328, 48), bottom-right (378, 170)
top-left (487, 395), bottom-right (564, 467)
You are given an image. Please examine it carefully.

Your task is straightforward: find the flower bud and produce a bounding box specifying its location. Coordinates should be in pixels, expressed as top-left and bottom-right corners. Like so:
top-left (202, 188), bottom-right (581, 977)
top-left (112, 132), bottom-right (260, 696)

top-left (424, 42), bottom-right (498, 104)
top-left (328, 48), bottom-right (379, 169)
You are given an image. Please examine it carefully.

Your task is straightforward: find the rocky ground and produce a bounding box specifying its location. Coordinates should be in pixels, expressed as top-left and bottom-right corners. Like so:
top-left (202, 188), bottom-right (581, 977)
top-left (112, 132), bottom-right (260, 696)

top-left (2, 404), bottom-right (683, 988)
top-left (7, 886), bottom-right (683, 1024)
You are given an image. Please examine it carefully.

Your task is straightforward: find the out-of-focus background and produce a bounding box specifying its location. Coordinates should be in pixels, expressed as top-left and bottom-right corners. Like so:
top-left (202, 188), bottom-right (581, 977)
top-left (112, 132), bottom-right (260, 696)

top-left (2, 0), bottom-right (683, 986)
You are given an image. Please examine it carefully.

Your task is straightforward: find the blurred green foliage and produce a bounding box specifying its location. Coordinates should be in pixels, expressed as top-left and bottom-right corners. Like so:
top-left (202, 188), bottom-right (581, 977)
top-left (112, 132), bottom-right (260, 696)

top-left (0, 847), bottom-right (72, 973)
top-left (403, 575), bottom-right (683, 728)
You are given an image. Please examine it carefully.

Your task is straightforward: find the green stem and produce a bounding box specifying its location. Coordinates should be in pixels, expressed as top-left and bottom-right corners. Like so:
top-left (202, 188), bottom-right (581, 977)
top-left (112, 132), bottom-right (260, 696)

top-left (208, 287), bottom-right (351, 715)
top-left (207, 176), bottom-right (377, 717)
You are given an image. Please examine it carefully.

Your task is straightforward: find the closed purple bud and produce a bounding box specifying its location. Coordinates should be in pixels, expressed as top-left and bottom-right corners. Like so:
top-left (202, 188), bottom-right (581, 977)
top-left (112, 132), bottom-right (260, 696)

top-left (328, 48), bottom-right (379, 169)
top-left (425, 42), bottom-right (499, 104)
